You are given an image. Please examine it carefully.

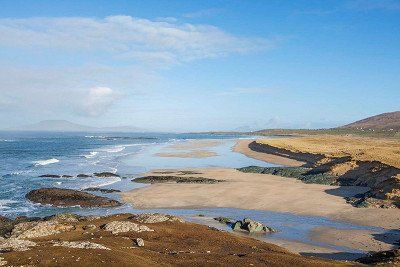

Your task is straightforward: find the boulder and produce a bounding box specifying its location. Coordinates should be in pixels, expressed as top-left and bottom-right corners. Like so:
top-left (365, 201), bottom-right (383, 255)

top-left (214, 217), bottom-right (232, 224)
top-left (77, 174), bottom-right (91, 178)
top-left (93, 172), bottom-right (120, 178)
top-left (102, 221), bottom-right (153, 234)
top-left (232, 218), bottom-right (275, 233)
top-left (129, 213), bottom-right (184, 224)
top-left (25, 188), bottom-right (122, 208)
top-left (53, 241), bottom-right (110, 250)
top-left (134, 238), bottom-right (144, 247)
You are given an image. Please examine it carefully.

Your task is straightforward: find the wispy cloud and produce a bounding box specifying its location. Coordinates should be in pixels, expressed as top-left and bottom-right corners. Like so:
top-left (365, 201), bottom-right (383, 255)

top-left (346, 0), bottom-right (400, 11)
top-left (0, 15), bottom-right (272, 64)
top-left (217, 87), bottom-right (274, 96)
top-left (0, 15), bottom-right (273, 119)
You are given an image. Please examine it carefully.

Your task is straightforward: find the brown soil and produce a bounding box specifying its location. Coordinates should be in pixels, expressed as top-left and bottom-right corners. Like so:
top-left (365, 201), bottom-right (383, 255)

top-left (0, 214), bottom-right (354, 267)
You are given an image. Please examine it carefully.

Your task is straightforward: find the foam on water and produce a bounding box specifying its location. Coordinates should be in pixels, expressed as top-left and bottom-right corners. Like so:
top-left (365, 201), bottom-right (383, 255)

top-left (101, 145), bottom-right (126, 153)
top-left (33, 158), bottom-right (60, 166)
top-left (84, 151), bottom-right (98, 158)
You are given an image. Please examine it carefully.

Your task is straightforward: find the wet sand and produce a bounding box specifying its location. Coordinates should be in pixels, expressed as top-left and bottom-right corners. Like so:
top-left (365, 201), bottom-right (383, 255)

top-left (153, 139), bottom-right (222, 158)
top-left (122, 167), bottom-right (400, 229)
top-left (155, 150), bottom-right (217, 158)
top-left (310, 227), bottom-right (400, 252)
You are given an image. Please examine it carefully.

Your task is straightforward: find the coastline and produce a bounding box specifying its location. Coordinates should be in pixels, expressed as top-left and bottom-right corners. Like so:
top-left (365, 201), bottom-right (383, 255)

top-left (121, 138), bottom-right (400, 258)
top-left (122, 167), bottom-right (400, 229)
top-left (233, 139), bottom-right (304, 167)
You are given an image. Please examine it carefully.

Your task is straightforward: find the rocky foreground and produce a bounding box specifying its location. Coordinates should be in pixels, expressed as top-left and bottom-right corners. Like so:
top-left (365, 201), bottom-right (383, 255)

top-left (0, 213), bottom-right (354, 267)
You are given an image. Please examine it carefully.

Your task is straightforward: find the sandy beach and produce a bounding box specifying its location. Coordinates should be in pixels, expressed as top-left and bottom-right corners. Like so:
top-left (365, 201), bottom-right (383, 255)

top-left (153, 139), bottom-right (222, 158)
top-left (121, 138), bottom-right (400, 257)
top-left (122, 167), bottom-right (400, 229)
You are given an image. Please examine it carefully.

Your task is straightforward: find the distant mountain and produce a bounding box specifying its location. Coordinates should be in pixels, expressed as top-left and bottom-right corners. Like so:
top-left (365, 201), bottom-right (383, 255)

top-left (6, 120), bottom-right (144, 132)
top-left (340, 111), bottom-right (400, 131)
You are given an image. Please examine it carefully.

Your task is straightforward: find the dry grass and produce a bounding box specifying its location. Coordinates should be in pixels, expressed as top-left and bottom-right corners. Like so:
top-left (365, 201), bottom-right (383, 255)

top-left (258, 135), bottom-right (400, 168)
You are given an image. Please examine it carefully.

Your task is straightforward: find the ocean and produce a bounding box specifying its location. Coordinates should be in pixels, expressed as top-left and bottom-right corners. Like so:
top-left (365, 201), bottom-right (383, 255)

top-left (0, 131), bottom-right (266, 217)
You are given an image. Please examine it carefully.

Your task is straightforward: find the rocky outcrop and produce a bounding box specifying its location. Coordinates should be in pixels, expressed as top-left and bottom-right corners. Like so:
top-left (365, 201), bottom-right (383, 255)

top-left (12, 221), bottom-right (74, 239)
top-left (357, 248), bottom-right (400, 265)
top-left (102, 221), bottom-right (153, 234)
top-left (26, 188), bottom-right (122, 207)
top-left (129, 213), bottom-right (184, 223)
top-left (94, 172), bottom-right (120, 178)
top-left (53, 241), bottom-right (110, 250)
top-left (77, 174), bottom-right (91, 178)
top-left (232, 218), bottom-right (276, 233)
top-left (238, 166), bottom-right (336, 185)
top-left (214, 217), bottom-right (275, 233)
top-left (84, 187), bottom-right (121, 193)
top-left (0, 237), bottom-right (36, 252)
top-left (39, 174), bottom-right (75, 178)
top-left (248, 141), bottom-right (323, 167)
top-left (133, 175), bottom-right (223, 184)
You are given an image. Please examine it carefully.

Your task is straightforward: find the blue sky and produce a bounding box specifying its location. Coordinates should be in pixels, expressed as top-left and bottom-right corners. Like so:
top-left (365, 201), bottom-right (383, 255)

top-left (0, 0), bottom-right (399, 131)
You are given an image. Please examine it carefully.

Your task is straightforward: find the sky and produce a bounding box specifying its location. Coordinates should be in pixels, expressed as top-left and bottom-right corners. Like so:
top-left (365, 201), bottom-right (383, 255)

top-left (0, 0), bottom-right (399, 132)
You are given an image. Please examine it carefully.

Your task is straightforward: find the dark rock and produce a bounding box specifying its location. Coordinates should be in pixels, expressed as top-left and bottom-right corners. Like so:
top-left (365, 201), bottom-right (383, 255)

top-left (39, 174), bottom-right (74, 178)
top-left (214, 217), bottom-right (232, 224)
top-left (77, 174), bottom-right (91, 178)
top-left (39, 174), bottom-right (62, 178)
top-left (357, 249), bottom-right (400, 265)
top-left (93, 172), bottom-right (120, 178)
top-left (25, 188), bottom-right (122, 208)
top-left (0, 216), bottom-right (14, 238)
top-left (237, 166), bottom-right (336, 185)
top-left (133, 175), bottom-right (222, 184)
top-left (84, 187), bottom-right (121, 193)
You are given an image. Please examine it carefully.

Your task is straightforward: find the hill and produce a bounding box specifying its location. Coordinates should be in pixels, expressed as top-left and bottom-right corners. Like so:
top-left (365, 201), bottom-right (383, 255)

top-left (340, 111), bottom-right (400, 131)
top-left (5, 120), bottom-right (143, 132)
top-left (250, 111), bottom-right (400, 138)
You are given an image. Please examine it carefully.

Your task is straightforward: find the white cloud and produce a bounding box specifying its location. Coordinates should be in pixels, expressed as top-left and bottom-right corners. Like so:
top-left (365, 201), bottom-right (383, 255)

top-left (77, 87), bottom-right (120, 117)
top-left (0, 15), bottom-right (272, 64)
top-left (0, 15), bottom-right (273, 123)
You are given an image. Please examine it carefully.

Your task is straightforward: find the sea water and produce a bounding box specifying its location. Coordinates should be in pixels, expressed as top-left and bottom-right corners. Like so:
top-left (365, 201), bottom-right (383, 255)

top-left (0, 131), bottom-right (384, 258)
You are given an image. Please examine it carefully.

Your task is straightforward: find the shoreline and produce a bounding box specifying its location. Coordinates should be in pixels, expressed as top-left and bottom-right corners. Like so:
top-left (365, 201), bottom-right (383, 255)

top-left (121, 138), bottom-right (400, 258)
top-left (233, 139), bottom-right (304, 167)
top-left (122, 167), bottom-right (400, 229)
